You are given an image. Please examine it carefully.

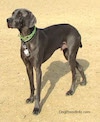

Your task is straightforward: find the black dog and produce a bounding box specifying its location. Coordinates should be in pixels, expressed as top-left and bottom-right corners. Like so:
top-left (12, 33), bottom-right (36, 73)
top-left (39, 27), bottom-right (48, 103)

top-left (7, 9), bottom-right (86, 114)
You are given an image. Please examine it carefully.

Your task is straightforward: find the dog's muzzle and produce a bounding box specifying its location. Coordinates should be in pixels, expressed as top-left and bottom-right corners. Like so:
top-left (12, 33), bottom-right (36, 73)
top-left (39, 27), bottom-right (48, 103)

top-left (7, 18), bottom-right (13, 28)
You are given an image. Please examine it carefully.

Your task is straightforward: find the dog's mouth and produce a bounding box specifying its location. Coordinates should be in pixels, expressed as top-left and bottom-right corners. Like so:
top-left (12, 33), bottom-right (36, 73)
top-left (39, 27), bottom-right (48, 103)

top-left (7, 18), bottom-right (14, 28)
top-left (7, 22), bottom-right (13, 28)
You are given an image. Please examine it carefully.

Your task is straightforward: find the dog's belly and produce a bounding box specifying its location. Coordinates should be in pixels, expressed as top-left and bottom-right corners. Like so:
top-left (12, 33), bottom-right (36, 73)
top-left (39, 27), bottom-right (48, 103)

top-left (42, 50), bottom-right (56, 63)
top-left (42, 45), bottom-right (61, 63)
top-left (42, 42), bottom-right (67, 63)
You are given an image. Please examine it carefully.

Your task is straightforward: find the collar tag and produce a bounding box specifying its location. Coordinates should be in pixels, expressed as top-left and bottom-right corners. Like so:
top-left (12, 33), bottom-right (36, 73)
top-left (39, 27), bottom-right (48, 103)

top-left (24, 49), bottom-right (30, 57)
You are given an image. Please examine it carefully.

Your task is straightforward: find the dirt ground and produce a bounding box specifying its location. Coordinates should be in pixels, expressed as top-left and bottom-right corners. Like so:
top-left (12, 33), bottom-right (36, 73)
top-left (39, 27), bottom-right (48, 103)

top-left (0, 0), bottom-right (100, 122)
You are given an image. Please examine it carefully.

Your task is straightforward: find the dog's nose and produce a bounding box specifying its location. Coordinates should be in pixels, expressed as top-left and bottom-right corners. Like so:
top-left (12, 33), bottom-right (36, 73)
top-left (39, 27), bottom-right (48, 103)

top-left (7, 18), bottom-right (12, 23)
top-left (7, 18), bottom-right (9, 22)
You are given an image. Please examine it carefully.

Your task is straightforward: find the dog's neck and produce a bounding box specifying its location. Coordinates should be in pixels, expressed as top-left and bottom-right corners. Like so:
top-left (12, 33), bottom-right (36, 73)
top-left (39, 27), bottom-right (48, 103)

top-left (19, 26), bottom-right (35, 36)
top-left (19, 26), bottom-right (37, 42)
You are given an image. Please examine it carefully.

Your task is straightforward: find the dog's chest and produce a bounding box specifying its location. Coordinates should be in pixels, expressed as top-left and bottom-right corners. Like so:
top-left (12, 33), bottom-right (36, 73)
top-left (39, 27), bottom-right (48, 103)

top-left (21, 44), bottom-right (30, 57)
top-left (21, 43), bottom-right (37, 64)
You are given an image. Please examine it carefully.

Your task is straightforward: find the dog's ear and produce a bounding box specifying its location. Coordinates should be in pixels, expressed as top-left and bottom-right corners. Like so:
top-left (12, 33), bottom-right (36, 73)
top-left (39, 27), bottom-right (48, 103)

top-left (29, 12), bottom-right (37, 28)
top-left (25, 11), bottom-right (37, 28)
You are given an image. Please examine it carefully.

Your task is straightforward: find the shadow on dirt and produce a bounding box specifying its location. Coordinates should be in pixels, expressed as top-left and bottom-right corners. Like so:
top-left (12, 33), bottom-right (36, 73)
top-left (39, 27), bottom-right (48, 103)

top-left (40, 59), bottom-right (89, 110)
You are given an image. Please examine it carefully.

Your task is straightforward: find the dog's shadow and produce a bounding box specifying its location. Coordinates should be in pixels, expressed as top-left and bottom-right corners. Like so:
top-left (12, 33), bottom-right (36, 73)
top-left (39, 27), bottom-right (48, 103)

top-left (40, 59), bottom-right (89, 109)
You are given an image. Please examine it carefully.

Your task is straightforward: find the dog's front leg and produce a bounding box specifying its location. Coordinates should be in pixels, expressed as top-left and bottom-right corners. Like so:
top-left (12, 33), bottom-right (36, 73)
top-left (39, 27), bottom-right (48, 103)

top-left (33, 66), bottom-right (42, 115)
top-left (26, 63), bottom-right (35, 103)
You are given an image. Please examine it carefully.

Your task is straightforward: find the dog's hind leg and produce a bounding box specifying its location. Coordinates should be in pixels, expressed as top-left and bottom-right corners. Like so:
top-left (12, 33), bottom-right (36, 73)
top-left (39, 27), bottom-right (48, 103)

top-left (63, 47), bottom-right (77, 95)
top-left (67, 47), bottom-right (78, 95)
top-left (63, 47), bottom-right (87, 96)
top-left (63, 37), bottom-right (80, 95)
top-left (63, 48), bottom-right (69, 60)
top-left (76, 61), bottom-right (87, 86)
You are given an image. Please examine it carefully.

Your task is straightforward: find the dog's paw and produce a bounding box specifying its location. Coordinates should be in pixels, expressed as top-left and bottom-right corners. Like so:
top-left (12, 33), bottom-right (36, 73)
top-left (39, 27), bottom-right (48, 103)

top-left (66, 90), bottom-right (74, 96)
top-left (26, 96), bottom-right (34, 103)
top-left (80, 80), bottom-right (87, 86)
top-left (33, 108), bottom-right (40, 115)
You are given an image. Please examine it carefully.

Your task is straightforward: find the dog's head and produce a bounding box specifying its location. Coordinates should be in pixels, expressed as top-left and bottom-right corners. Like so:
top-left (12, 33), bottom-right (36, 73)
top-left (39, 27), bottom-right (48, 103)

top-left (7, 9), bottom-right (36, 29)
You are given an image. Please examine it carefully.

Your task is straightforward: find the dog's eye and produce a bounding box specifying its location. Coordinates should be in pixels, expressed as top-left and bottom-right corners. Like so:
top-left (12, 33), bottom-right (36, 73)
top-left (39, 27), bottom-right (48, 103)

top-left (18, 13), bottom-right (22, 18)
top-left (12, 12), bottom-right (15, 15)
top-left (17, 11), bottom-right (22, 18)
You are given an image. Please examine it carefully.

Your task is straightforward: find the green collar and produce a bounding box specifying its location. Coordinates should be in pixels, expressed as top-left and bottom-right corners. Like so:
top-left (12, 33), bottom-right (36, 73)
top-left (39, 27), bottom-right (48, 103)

top-left (19, 27), bottom-right (36, 42)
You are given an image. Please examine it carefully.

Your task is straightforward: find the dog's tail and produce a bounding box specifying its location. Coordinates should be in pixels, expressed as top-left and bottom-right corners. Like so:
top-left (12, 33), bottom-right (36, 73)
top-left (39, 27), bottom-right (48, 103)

top-left (78, 35), bottom-right (82, 48)
top-left (80, 41), bottom-right (82, 48)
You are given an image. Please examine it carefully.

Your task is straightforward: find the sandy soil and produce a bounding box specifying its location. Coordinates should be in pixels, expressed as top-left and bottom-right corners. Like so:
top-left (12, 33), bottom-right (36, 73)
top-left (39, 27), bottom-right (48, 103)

top-left (0, 0), bottom-right (100, 122)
